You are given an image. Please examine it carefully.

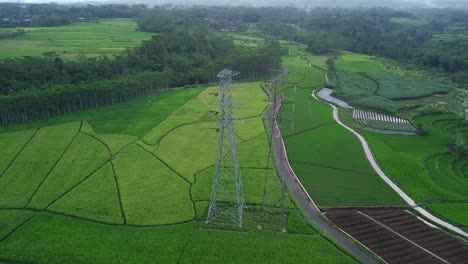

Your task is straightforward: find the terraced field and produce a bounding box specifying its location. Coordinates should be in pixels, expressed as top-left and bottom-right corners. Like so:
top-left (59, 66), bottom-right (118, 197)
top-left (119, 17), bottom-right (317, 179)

top-left (363, 113), bottom-right (468, 229)
top-left (0, 81), bottom-right (358, 263)
top-left (279, 53), bottom-right (404, 207)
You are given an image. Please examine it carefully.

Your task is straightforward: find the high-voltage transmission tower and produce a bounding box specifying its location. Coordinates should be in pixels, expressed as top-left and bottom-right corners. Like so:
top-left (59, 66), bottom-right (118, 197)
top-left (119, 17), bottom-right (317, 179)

top-left (206, 69), bottom-right (245, 228)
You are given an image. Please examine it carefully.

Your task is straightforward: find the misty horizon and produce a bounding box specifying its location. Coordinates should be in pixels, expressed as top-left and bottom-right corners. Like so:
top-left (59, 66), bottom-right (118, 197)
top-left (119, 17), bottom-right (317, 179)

top-left (0, 0), bottom-right (467, 9)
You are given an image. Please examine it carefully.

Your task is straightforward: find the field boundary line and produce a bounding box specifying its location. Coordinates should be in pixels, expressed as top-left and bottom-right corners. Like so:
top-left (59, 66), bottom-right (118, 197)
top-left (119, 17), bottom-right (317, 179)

top-left (141, 119), bottom-right (210, 147)
top-left (283, 122), bottom-right (336, 139)
top-left (110, 161), bottom-right (127, 224)
top-left (137, 144), bottom-right (192, 185)
top-left (0, 128), bottom-right (39, 179)
top-left (0, 258), bottom-right (33, 264)
top-left (358, 211), bottom-right (450, 264)
top-left (81, 131), bottom-right (113, 157)
top-left (422, 152), bottom-right (467, 199)
top-left (0, 207), bottom-right (196, 228)
top-left (176, 228), bottom-right (196, 264)
top-left (312, 89), bottom-right (468, 239)
top-left (0, 212), bottom-right (37, 243)
top-left (120, 89), bottom-right (200, 136)
top-left (290, 160), bottom-right (375, 177)
top-left (140, 88), bottom-right (205, 141)
top-left (44, 160), bottom-right (109, 210)
top-left (25, 122), bottom-right (82, 208)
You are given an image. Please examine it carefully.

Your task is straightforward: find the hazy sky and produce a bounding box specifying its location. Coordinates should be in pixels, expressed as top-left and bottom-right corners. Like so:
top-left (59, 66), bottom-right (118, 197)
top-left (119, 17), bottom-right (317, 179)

top-left (0, 0), bottom-right (465, 8)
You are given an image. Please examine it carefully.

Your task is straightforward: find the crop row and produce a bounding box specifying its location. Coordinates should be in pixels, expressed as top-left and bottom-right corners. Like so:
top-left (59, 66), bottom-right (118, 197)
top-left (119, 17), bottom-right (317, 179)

top-left (353, 109), bottom-right (417, 133)
top-left (329, 70), bottom-right (452, 113)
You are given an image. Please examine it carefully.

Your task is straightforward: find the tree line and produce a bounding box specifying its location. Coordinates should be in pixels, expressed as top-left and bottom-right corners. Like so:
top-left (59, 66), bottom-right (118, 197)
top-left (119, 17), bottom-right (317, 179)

top-left (0, 18), bottom-right (282, 125)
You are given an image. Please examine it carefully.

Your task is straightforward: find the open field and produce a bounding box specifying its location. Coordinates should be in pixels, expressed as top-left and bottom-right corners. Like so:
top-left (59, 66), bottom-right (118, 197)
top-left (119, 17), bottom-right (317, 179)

top-left (0, 19), bottom-right (151, 59)
top-left (222, 33), bottom-right (264, 47)
top-left (390, 17), bottom-right (429, 27)
top-left (336, 51), bottom-right (386, 73)
top-left (280, 53), bottom-right (404, 207)
top-left (0, 79), bottom-right (357, 263)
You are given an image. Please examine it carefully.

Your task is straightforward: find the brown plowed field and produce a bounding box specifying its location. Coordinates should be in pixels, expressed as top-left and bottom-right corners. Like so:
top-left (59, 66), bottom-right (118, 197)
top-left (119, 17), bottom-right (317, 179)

top-left (326, 209), bottom-right (468, 264)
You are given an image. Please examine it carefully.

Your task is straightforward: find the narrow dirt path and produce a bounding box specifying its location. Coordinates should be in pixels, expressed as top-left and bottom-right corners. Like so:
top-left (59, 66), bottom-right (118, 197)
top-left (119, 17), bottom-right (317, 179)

top-left (311, 90), bottom-right (468, 239)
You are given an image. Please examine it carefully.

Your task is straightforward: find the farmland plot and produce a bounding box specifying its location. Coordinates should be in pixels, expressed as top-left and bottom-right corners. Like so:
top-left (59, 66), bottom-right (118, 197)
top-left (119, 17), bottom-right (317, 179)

top-left (0, 122), bottom-right (80, 207)
top-left (353, 109), bottom-right (417, 134)
top-left (281, 54), bottom-right (404, 207)
top-left (0, 76), bottom-right (359, 263)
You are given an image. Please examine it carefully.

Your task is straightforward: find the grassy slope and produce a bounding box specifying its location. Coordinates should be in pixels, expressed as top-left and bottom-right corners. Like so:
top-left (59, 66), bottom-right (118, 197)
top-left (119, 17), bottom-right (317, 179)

top-left (0, 19), bottom-right (151, 59)
top-left (280, 51), bottom-right (404, 207)
top-left (362, 113), bottom-right (468, 228)
top-left (0, 80), bottom-right (357, 263)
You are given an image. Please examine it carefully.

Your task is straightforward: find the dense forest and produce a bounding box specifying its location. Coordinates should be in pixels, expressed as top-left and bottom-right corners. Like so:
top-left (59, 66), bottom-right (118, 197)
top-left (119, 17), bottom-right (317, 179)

top-left (173, 6), bottom-right (468, 82)
top-left (1, 4), bottom-right (467, 125)
top-left (0, 9), bottom-right (283, 125)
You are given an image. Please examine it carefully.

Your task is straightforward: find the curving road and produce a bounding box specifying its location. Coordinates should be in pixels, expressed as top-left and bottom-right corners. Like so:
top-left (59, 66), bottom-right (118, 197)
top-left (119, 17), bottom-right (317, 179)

top-left (265, 85), bottom-right (379, 264)
top-left (313, 89), bottom-right (468, 239)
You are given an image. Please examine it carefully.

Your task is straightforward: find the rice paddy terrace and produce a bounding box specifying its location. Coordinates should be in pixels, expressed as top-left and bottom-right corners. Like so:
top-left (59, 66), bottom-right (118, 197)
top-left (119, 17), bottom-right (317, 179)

top-left (280, 47), bottom-right (405, 208)
top-left (280, 43), bottom-right (468, 262)
top-left (366, 114), bottom-right (468, 231)
top-left (0, 81), bottom-right (358, 263)
top-left (327, 49), bottom-right (468, 232)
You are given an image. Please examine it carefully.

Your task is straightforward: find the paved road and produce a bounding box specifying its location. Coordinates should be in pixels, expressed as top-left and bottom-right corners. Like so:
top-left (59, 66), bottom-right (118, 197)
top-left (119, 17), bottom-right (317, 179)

top-left (312, 89), bottom-right (468, 239)
top-left (265, 86), bottom-right (378, 264)
top-left (316, 88), bottom-right (353, 109)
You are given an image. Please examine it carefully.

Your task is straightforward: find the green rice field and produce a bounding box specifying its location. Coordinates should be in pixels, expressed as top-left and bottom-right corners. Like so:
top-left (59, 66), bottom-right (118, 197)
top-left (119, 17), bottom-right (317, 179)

top-left (0, 18), bottom-right (151, 59)
top-left (0, 80), bottom-right (357, 263)
top-left (336, 51), bottom-right (386, 73)
top-left (279, 53), bottom-right (404, 207)
top-left (362, 113), bottom-right (468, 229)
top-left (330, 59), bottom-right (452, 112)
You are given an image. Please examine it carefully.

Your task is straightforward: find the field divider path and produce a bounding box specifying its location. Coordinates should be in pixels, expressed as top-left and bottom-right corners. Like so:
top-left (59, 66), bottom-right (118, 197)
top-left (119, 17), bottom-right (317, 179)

top-left (25, 122), bottom-right (83, 208)
top-left (312, 89), bottom-right (468, 239)
top-left (0, 128), bottom-right (39, 179)
top-left (110, 161), bottom-right (127, 224)
top-left (266, 85), bottom-right (379, 264)
top-left (136, 144), bottom-right (192, 185)
top-left (0, 211), bottom-right (37, 244)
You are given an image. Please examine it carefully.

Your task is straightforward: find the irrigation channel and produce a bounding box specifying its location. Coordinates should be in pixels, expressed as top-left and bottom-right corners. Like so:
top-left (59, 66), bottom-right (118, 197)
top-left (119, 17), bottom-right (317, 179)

top-left (312, 88), bottom-right (468, 263)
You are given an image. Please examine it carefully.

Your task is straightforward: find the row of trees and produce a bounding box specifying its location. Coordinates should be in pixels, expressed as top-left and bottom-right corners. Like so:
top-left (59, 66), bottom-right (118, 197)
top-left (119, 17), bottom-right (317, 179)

top-left (0, 71), bottom-right (171, 125)
top-left (0, 15), bottom-right (282, 125)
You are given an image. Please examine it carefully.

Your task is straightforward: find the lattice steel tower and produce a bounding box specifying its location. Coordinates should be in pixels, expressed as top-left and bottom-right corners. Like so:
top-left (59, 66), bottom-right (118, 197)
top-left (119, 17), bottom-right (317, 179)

top-left (206, 69), bottom-right (244, 228)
